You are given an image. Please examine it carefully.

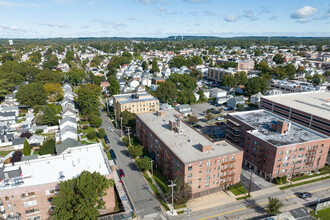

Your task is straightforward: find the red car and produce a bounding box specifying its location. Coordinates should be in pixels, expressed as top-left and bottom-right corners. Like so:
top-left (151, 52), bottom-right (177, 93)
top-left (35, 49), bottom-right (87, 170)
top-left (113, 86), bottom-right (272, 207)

top-left (118, 169), bottom-right (125, 177)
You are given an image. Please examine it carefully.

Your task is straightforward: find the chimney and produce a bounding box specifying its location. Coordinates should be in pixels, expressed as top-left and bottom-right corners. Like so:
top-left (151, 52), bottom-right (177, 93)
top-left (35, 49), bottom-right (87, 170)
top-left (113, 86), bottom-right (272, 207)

top-left (276, 120), bottom-right (290, 134)
top-left (169, 120), bottom-right (176, 131)
top-left (199, 143), bottom-right (212, 152)
top-left (157, 111), bottom-right (165, 117)
top-left (177, 117), bottom-right (182, 128)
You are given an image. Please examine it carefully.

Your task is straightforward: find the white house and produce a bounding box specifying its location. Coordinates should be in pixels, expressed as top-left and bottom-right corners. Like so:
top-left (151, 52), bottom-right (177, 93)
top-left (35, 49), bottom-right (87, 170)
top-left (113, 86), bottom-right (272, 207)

top-left (12, 138), bottom-right (26, 150)
top-left (28, 135), bottom-right (44, 146)
top-left (62, 108), bottom-right (78, 119)
top-left (175, 104), bottom-right (192, 117)
top-left (210, 88), bottom-right (227, 98)
top-left (141, 77), bottom-right (152, 87)
top-left (59, 116), bottom-right (77, 130)
top-left (129, 79), bottom-right (140, 89)
top-left (60, 126), bottom-right (78, 142)
top-left (227, 96), bottom-right (246, 110)
top-left (0, 112), bottom-right (17, 124)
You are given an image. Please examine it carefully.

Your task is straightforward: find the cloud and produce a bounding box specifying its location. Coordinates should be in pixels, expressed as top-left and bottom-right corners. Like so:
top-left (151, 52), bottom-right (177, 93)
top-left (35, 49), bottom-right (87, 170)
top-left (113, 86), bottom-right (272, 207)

top-left (135, 0), bottom-right (165, 3)
top-left (88, 1), bottom-right (96, 5)
top-left (290, 6), bottom-right (317, 19)
top-left (269, 15), bottom-right (277, 20)
top-left (242, 10), bottom-right (258, 21)
top-left (38, 22), bottom-right (68, 28)
top-left (259, 7), bottom-right (272, 15)
top-left (0, 24), bottom-right (29, 32)
top-left (159, 6), bottom-right (166, 12)
top-left (322, 6), bottom-right (330, 18)
top-left (91, 19), bottom-right (126, 30)
top-left (224, 14), bottom-right (238, 22)
top-left (0, 1), bottom-right (40, 7)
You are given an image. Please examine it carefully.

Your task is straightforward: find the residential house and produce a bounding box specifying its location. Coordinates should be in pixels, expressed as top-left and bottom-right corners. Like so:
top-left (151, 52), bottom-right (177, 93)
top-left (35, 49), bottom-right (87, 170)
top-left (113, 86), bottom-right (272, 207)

top-left (12, 137), bottom-right (26, 150)
top-left (227, 96), bottom-right (246, 110)
top-left (0, 112), bottom-right (16, 124)
top-left (55, 138), bottom-right (82, 155)
top-left (100, 81), bottom-right (110, 93)
top-left (60, 126), bottom-right (78, 142)
top-left (59, 117), bottom-right (77, 130)
top-left (175, 104), bottom-right (192, 117)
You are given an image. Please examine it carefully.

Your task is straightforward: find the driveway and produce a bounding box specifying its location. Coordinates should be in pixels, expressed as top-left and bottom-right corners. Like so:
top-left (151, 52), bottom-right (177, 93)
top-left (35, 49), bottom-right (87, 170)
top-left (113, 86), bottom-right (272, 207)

top-left (190, 103), bottom-right (214, 118)
top-left (240, 165), bottom-right (275, 192)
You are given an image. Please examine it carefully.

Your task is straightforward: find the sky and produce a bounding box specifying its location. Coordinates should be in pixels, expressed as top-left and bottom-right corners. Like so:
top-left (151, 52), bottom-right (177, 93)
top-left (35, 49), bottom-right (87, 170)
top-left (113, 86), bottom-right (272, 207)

top-left (0, 0), bottom-right (330, 38)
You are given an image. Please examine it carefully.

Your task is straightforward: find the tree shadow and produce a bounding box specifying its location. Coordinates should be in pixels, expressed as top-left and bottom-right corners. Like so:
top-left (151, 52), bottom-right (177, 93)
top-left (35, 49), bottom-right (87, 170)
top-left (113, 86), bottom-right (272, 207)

top-left (127, 162), bottom-right (139, 171)
top-left (120, 149), bottom-right (131, 158)
top-left (242, 198), bottom-right (266, 215)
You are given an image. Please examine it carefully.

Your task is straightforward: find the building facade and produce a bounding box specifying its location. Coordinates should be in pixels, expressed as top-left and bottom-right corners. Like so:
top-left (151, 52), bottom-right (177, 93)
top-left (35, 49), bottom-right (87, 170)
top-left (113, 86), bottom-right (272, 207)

top-left (208, 68), bottom-right (236, 82)
top-left (113, 92), bottom-right (159, 119)
top-left (136, 110), bottom-right (243, 199)
top-left (0, 144), bottom-right (115, 220)
top-left (260, 91), bottom-right (330, 136)
top-left (226, 110), bottom-right (330, 181)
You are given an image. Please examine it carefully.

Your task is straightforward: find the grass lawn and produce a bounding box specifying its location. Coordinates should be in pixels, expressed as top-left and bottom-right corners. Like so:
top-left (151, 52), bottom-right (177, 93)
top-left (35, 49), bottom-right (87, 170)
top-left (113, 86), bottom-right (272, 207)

top-left (310, 207), bottom-right (330, 220)
top-left (236, 195), bottom-right (251, 200)
top-left (228, 182), bottom-right (248, 196)
top-left (81, 140), bottom-right (94, 145)
top-left (33, 150), bottom-right (39, 155)
top-left (81, 126), bottom-right (95, 134)
top-left (16, 119), bottom-right (25, 123)
top-left (280, 176), bottom-right (330, 190)
top-left (0, 150), bottom-right (13, 157)
top-left (153, 169), bottom-right (169, 193)
top-left (78, 121), bottom-right (89, 125)
top-left (87, 137), bottom-right (97, 143)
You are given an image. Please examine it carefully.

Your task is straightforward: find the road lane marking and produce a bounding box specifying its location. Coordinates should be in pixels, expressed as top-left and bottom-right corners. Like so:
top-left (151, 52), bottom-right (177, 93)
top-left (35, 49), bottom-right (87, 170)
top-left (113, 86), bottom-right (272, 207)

top-left (199, 185), bottom-right (330, 220)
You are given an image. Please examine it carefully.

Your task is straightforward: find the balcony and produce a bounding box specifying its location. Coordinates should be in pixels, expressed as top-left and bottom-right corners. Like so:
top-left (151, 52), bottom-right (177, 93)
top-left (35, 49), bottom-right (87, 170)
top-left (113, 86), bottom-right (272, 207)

top-left (222, 166), bottom-right (235, 172)
top-left (222, 159), bottom-right (236, 165)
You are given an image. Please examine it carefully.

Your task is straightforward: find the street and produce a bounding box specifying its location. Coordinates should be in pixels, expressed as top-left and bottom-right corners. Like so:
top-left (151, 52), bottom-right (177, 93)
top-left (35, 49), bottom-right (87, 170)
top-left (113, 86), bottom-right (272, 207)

top-left (99, 106), bottom-right (163, 219)
top-left (169, 179), bottom-right (330, 220)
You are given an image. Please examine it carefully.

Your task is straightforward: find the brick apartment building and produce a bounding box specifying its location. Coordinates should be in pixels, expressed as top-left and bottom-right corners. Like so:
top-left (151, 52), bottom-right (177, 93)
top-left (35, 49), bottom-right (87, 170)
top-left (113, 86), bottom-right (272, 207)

top-left (208, 67), bottom-right (237, 82)
top-left (0, 144), bottom-right (115, 220)
top-left (136, 109), bottom-right (243, 199)
top-left (226, 110), bottom-right (330, 181)
top-left (113, 92), bottom-right (159, 119)
top-left (260, 91), bottom-right (330, 136)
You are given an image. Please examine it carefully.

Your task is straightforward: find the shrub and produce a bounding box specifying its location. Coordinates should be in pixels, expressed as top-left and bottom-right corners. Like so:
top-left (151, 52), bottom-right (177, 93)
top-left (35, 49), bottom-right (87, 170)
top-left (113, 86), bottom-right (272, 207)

top-left (11, 151), bottom-right (22, 164)
top-left (98, 128), bottom-right (106, 139)
top-left (87, 131), bottom-right (97, 139)
top-left (40, 139), bottom-right (55, 155)
top-left (83, 125), bottom-right (89, 129)
top-left (35, 129), bottom-right (43, 135)
top-left (136, 157), bottom-right (151, 171)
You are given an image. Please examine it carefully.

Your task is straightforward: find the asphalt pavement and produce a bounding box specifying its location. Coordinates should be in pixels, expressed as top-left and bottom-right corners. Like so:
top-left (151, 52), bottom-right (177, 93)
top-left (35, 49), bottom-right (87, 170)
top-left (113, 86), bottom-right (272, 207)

top-left (99, 106), bottom-right (163, 220)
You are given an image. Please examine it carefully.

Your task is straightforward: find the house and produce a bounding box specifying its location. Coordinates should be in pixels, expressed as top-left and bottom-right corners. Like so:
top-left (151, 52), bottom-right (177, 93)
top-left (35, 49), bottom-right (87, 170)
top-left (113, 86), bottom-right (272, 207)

top-left (141, 77), bottom-right (152, 87)
top-left (250, 92), bottom-right (262, 104)
top-left (59, 116), bottom-right (77, 130)
top-left (128, 79), bottom-right (140, 89)
top-left (210, 88), bottom-right (227, 98)
top-left (60, 126), bottom-right (78, 142)
top-left (175, 104), bottom-right (192, 117)
top-left (160, 103), bottom-right (172, 111)
top-left (227, 96), bottom-right (247, 110)
top-left (60, 97), bottom-right (74, 107)
top-left (62, 102), bottom-right (75, 112)
top-left (56, 138), bottom-right (82, 155)
top-left (28, 135), bottom-right (44, 146)
top-left (31, 125), bottom-right (48, 134)
top-left (12, 137), bottom-right (26, 150)
top-left (0, 133), bottom-right (14, 144)
top-left (0, 112), bottom-right (17, 124)
top-left (152, 77), bottom-right (165, 85)
top-left (100, 82), bottom-right (110, 93)
top-left (194, 92), bottom-right (200, 101)
top-left (61, 108), bottom-right (78, 119)
top-left (135, 85), bottom-right (146, 93)
top-left (0, 106), bottom-right (19, 117)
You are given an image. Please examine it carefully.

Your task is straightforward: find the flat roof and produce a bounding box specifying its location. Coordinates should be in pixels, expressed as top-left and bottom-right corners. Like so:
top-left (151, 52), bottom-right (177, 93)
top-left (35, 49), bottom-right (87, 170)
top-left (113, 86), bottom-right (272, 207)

top-left (262, 91), bottom-right (330, 120)
top-left (137, 109), bottom-right (241, 164)
top-left (0, 143), bottom-right (111, 190)
top-left (230, 110), bottom-right (329, 147)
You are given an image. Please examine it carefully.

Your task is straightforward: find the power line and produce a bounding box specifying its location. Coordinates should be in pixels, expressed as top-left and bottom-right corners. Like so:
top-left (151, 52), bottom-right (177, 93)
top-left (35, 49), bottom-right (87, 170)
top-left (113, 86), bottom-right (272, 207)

top-left (168, 180), bottom-right (176, 214)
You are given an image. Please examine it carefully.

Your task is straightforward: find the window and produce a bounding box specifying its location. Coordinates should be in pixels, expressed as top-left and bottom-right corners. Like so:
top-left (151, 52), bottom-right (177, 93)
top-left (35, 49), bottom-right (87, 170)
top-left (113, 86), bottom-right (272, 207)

top-left (205, 183), bottom-right (210, 188)
top-left (199, 171), bottom-right (202, 175)
top-left (198, 178), bottom-right (201, 182)
top-left (206, 176), bottom-right (210, 181)
top-left (187, 174), bottom-right (192, 178)
top-left (277, 158), bottom-right (282, 162)
top-left (275, 171), bottom-right (279, 174)
top-left (188, 166), bottom-right (192, 171)
top-left (206, 161), bottom-right (211, 167)
top-left (299, 148), bottom-right (305, 152)
top-left (21, 192), bottom-right (36, 199)
top-left (206, 169), bottom-right (211, 174)
top-left (276, 164), bottom-right (280, 168)
top-left (23, 200), bottom-right (37, 207)
top-left (279, 151), bottom-right (283, 155)
top-left (198, 185), bottom-right (201, 189)
top-left (253, 140), bottom-right (258, 145)
top-left (25, 208), bottom-right (39, 215)
top-left (199, 163), bottom-right (202, 167)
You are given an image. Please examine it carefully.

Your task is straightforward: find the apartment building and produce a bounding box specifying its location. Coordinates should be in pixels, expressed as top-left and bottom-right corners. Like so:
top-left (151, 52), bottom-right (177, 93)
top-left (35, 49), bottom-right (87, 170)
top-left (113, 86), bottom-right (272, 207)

top-left (208, 67), bottom-right (236, 82)
top-left (226, 110), bottom-right (330, 181)
top-left (113, 92), bottom-right (159, 119)
top-left (0, 144), bottom-right (115, 220)
top-left (260, 91), bottom-right (330, 136)
top-left (136, 109), bottom-right (243, 199)
top-left (236, 60), bottom-right (255, 72)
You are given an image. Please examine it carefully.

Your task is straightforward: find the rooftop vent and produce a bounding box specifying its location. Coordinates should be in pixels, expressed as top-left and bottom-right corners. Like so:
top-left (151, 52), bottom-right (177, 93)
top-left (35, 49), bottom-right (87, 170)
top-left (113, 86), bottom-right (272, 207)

top-left (199, 143), bottom-right (212, 152)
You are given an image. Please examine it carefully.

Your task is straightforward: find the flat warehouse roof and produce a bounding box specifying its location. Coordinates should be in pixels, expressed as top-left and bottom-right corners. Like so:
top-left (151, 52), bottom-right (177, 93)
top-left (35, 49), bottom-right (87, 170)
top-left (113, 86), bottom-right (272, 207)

top-left (137, 109), bottom-right (241, 164)
top-left (262, 91), bottom-right (330, 120)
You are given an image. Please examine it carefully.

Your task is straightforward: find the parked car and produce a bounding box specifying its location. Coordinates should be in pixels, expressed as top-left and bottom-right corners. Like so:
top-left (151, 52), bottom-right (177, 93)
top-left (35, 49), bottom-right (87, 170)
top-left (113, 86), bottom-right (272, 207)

top-left (107, 126), bottom-right (115, 131)
top-left (216, 117), bottom-right (224, 121)
top-left (216, 122), bottom-right (226, 126)
top-left (109, 149), bottom-right (116, 159)
top-left (298, 192), bottom-right (312, 199)
top-left (194, 124), bottom-right (202, 129)
top-left (104, 135), bottom-right (110, 144)
top-left (118, 169), bottom-right (125, 177)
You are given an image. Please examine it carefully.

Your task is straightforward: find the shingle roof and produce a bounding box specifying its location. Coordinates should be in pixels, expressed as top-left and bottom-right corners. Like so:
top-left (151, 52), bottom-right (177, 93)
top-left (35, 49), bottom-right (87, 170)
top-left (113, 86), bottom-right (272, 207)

top-left (12, 138), bottom-right (26, 145)
top-left (56, 138), bottom-right (83, 155)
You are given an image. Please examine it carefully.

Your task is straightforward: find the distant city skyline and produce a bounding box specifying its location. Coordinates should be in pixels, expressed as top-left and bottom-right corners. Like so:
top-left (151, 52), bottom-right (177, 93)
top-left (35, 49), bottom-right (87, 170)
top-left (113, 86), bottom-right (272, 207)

top-left (0, 0), bottom-right (329, 38)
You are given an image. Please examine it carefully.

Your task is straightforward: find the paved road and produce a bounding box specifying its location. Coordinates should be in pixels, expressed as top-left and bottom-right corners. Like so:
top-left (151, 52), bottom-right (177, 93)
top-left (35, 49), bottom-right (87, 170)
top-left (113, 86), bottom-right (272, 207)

top-left (169, 179), bottom-right (330, 220)
top-left (99, 107), bottom-right (163, 219)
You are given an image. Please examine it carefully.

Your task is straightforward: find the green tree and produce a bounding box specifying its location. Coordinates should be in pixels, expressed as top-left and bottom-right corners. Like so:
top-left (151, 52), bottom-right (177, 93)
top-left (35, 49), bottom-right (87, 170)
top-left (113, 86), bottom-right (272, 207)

top-left (170, 55), bottom-right (188, 68)
top-left (41, 105), bottom-right (57, 126)
top-left (98, 128), bottom-right (106, 139)
top-left (155, 80), bottom-right (178, 103)
top-left (120, 110), bottom-right (136, 128)
top-left (245, 77), bottom-right (269, 95)
top-left (205, 113), bottom-right (214, 121)
top-left (273, 54), bottom-right (284, 64)
top-left (150, 58), bottom-right (159, 74)
top-left (190, 55), bottom-right (203, 66)
top-left (87, 131), bottom-right (98, 139)
top-left (52, 171), bottom-right (113, 220)
top-left (23, 139), bottom-right (31, 156)
top-left (108, 76), bottom-right (120, 95)
top-left (128, 144), bottom-right (144, 158)
top-left (39, 139), bottom-right (55, 155)
top-left (316, 45), bottom-right (323, 52)
top-left (284, 64), bottom-right (296, 80)
top-left (197, 89), bottom-right (206, 101)
top-left (17, 83), bottom-right (47, 107)
top-left (89, 116), bottom-right (102, 127)
top-left (165, 177), bottom-right (191, 205)
top-left (169, 73), bottom-right (196, 90)
top-left (177, 89), bottom-right (196, 104)
top-left (222, 75), bottom-right (237, 87)
top-left (236, 103), bottom-right (244, 111)
top-left (188, 115), bottom-right (198, 124)
top-left (190, 69), bottom-right (203, 79)
top-left (265, 197), bottom-right (283, 215)
top-left (0, 53), bottom-right (14, 63)
top-left (0, 79), bottom-right (14, 101)
top-left (312, 74), bottom-right (325, 85)
top-left (136, 157), bottom-right (151, 171)
top-left (254, 49), bottom-right (262, 56)
top-left (77, 83), bottom-right (101, 118)
top-left (234, 71), bottom-right (248, 85)
top-left (142, 61), bottom-right (148, 70)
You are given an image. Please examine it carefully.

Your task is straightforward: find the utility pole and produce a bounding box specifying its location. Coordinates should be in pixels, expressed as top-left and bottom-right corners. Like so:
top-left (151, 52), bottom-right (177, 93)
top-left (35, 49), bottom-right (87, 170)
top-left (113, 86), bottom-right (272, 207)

top-left (168, 180), bottom-right (176, 214)
top-left (120, 117), bottom-right (124, 137)
top-left (290, 163), bottom-right (296, 185)
top-left (248, 171), bottom-right (253, 197)
top-left (184, 208), bottom-right (192, 220)
top-left (126, 127), bottom-right (131, 146)
top-left (150, 159), bottom-right (154, 184)
top-left (114, 109), bottom-right (118, 128)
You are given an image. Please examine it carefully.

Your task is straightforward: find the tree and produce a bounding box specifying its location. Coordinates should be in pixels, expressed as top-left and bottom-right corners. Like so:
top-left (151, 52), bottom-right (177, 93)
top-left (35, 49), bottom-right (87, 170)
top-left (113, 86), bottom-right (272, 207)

top-left (16, 83), bottom-right (47, 107)
top-left (284, 64), bottom-right (296, 80)
top-left (136, 157), bottom-right (151, 171)
top-left (0, 79), bottom-right (14, 101)
top-left (39, 139), bottom-right (55, 155)
top-left (87, 131), bottom-right (98, 139)
top-left (10, 151), bottom-right (22, 165)
top-left (20, 132), bottom-right (32, 139)
top-left (205, 113), bottom-right (214, 121)
top-left (177, 89), bottom-right (196, 104)
top-left (142, 61), bottom-right (148, 70)
top-left (52, 171), bottom-right (113, 220)
top-left (165, 177), bottom-right (191, 205)
top-left (0, 53), bottom-right (14, 63)
top-left (41, 105), bottom-right (57, 126)
top-left (236, 103), bottom-right (244, 111)
top-left (188, 115), bottom-right (198, 124)
top-left (36, 69), bottom-right (61, 83)
top-left (77, 83), bottom-right (101, 118)
top-left (222, 75), bottom-right (237, 87)
top-left (150, 58), bottom-right (159, 74)
top-left (128, 144), bottom-right (144, 158)
top-left (89, 116), bottom-right (102, 127)
top-left (316, 45), bottom-right (323, 52)
top-left (234, 71), bottom-right (248, 85)
top-left (190, 69), bottom-right (202, 79)
top-left (254, 49), bottom-right (262, 56)
top-left (23, 139), bottom-right (31, 156)
top-left (120, 110), bottom-right (136, 128)
top-left (265, 197), bottom-right (283, 215)
top-left (190, 55), bottom-right (203, 66)
top-left (98, 128), bottom-right (106, 139)
top-left (44, 83), bottom-right (64, 102)
top-left (312, 74), bottom-right (325, 85)
top-left (245, 77), bottom-right (269, 95)
top-left (170, 55), bottom-right (188, 68)
top-left (108, 76), bottom-right (120, 96)
top-left (273, 54), bottom-right (284, 64)
top-left (155, 80), bottom-right (178, 103)
top-left (197, 89), bottom-right (206, 101)
top-left (169, 73), bottom-right (196, 90)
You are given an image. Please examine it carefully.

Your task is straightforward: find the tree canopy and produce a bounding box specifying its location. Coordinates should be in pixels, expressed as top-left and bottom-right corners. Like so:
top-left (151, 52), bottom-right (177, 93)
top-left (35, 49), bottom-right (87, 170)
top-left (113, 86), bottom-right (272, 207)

top-left (17, 83), bottom-right (47, 107)
top-left (108, 76), bottom-right (120, 95)
top-left (155, 80), bottom-right (178, 103)
top-left (77, 83), bottom-right (101, 118)
top-left (245, 77), bottom-right (269, 95)
top-left (39, 139), bottom-right (55, 155)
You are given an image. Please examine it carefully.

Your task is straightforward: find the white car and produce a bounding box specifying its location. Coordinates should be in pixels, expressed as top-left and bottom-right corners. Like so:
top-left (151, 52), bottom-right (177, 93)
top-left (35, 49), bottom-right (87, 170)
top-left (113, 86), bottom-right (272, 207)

top-left (107, 126), bottom-right (115, 131)
top-left (216, 117), bottom-right (224, 121)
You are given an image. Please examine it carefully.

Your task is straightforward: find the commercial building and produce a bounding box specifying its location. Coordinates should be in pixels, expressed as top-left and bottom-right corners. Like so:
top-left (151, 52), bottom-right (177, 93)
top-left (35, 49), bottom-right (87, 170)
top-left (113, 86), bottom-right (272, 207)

top-left (260, 91), bottom-right (330, 136)
top-left (208, 67), bottom-right (236, 82)
top-left (0, 143), bottom-right (115, 220)
top-left (226, 110), bottom-right (330, 181)
top-left (136, 109), bottom-right (243, 199)
top-left (113, 92), bottom-right (159, 119)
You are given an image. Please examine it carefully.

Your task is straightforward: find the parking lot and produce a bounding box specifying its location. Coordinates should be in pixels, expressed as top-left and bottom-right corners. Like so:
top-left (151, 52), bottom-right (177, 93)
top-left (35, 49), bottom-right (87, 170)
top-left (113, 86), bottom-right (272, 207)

top-left (240, 165), bottom-right (275, 192)
top-left (190, 103), bottom-right (214, 118)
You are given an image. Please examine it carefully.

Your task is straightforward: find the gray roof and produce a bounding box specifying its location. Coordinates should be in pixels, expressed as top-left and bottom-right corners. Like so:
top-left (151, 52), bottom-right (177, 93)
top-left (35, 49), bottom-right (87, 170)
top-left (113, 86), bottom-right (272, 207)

top-left (60, 116), bottom-right (77, 125)
top-left (60, 125), bottom-right (77, 136)
top-left (0, 112), bottom-right (16, 117)
top-left (21, 155), bottom-right (38, 162)
top-left (176, 104), bottom-right (191, 111)
top-left (56, 138), bottom-right (83, 155)
top-left (12, 138), bottom-right (26, 145)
